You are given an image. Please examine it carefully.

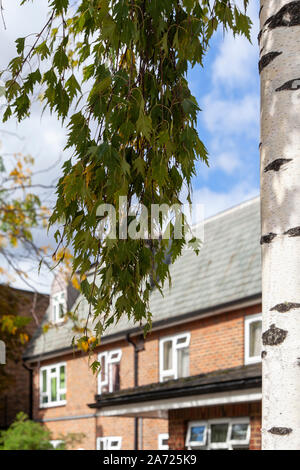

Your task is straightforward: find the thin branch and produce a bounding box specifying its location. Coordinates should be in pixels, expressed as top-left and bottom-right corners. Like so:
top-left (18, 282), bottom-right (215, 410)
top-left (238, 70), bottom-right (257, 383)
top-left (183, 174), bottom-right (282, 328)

top-left (0, 1), bottom-right (6, 30)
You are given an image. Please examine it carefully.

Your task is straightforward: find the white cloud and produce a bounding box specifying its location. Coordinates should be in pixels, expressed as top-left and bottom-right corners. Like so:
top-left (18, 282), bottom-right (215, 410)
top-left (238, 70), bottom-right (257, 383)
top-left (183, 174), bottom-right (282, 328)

top-left (192, 183), bottom-right (259, 220)
top-left (212, 1), bottom-right (259, 89)
top-left (214, 151), bottom-right (241, 174)
top-left (203, 92), bottom-right (259, 137)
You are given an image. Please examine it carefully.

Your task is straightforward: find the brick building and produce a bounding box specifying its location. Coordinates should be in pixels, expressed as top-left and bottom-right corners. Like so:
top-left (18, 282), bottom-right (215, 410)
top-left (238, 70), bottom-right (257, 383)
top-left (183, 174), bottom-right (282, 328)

top-left (0, 286), bottom-right (49, 428)
top-left (23, 197), bottom-right (263, 450)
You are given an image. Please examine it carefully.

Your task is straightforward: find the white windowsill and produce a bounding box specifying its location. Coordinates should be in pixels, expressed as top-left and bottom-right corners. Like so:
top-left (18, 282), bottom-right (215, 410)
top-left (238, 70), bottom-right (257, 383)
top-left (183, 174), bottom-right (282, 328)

top-left (39, 400), bottom-right (67, 409)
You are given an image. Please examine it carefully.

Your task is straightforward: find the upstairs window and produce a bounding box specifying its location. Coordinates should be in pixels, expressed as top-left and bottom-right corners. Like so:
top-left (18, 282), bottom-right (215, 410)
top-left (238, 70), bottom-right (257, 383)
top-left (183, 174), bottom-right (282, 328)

top-left (52, 291), bottom-right (66, 324)
top-left (159, 333), bottom-right (190, 382)
top-left (40, 363), bottom-right (66, 408)
top-left (98, 349), bottom-right (122, 394)
top-left (244, 313), bottom-right (262, 364)
top-left (186, 418), bottom-right (250, 450)
top-left (97, 437), bottom-right (122, 450)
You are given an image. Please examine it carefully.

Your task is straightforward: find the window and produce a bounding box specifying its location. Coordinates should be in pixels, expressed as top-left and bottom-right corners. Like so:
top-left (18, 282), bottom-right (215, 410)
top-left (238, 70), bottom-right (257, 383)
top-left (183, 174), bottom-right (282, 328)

top-left (159, 333), bottom-right (190, 382)
top-left (52, 291), bottom-right (66, 324)
top-left (50, 440), bottom-right (64, 449)
top-left (158, 433), bottom-right (169, 450)
top-left (40, 362), bottom-right (66, 408)
top-left (244, 313), bottom-right (262, 364)
top-left (186, 418), bottom-right (250, 450)
top-left (98, 349), bottom-right (122, 394)
top-left (97, 437), bottom-right (122, 450)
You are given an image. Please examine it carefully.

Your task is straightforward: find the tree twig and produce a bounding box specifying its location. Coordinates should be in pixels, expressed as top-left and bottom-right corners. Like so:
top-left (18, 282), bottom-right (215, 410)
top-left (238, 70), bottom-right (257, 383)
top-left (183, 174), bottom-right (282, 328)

top-left (0, 1), bottom-right (6, 30)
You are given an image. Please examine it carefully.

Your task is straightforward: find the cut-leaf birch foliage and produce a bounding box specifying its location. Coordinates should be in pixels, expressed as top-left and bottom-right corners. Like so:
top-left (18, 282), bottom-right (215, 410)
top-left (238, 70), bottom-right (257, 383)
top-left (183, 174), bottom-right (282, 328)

top-left (1, 0), bottom-right (251, 336)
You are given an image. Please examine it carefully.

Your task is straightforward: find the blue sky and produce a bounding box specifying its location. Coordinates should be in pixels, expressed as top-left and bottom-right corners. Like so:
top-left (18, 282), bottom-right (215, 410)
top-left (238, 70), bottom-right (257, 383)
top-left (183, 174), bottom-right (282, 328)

top-left (0, 0), bottom-right (260, 290)
top-left (189, 0), bottom-right (260, 216)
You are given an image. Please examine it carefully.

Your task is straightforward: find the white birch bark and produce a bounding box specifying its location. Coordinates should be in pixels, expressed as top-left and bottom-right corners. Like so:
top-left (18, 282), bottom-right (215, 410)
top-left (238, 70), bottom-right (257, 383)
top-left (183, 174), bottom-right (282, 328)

top-left (260, 0), bottom-right (300, 450)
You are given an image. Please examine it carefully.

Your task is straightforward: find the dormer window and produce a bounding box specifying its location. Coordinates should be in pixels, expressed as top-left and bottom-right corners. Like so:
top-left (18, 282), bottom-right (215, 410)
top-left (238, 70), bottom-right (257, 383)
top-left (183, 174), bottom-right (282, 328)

top-left (52, 291), bottom-right (66, 324)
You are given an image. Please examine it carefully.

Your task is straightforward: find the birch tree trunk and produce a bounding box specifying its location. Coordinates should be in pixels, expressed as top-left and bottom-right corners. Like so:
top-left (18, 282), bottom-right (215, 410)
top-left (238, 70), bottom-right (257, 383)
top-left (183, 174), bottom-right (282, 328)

top-left (260, 0), bottom-right (300, 450)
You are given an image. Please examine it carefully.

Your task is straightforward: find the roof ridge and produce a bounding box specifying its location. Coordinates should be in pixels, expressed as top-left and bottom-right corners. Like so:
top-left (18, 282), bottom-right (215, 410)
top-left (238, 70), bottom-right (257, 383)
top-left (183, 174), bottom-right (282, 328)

top-left (204, 194), bottom-right (260, 224)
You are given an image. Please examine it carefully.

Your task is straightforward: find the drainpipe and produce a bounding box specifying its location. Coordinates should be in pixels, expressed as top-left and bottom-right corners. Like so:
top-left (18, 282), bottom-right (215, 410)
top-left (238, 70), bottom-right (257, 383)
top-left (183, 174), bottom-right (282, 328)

top-left (22, 361), bottom-right (33, 420)
top-left (126, 333), bottom-right (145, 450)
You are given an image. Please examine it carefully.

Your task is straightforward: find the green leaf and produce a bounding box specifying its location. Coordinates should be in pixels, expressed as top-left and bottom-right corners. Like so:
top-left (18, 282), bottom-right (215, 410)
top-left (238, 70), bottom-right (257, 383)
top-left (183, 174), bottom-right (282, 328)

top-left (15, 37), bottom-right (25, 55)
top-left (136, 102), bottom-right (152, 141)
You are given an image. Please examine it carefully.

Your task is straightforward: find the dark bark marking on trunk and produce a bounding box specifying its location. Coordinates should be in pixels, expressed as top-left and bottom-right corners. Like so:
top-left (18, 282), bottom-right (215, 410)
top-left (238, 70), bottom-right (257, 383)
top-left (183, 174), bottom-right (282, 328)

top-left (259, 52), bottom-right (282, 73)
top-left (261, 350), bottom-right (267, 359)
top-left (284, 226), bottom-right (300, 237)
top-left (265, 1), bottom-right (300, 29)
top-left (260, 233), bottom-right (277, 245)
top-left (259, 5), bottom-right (264, 18)
top-left (297, 357), bottom-right (300, 366)
top-left (259, 142), bottom-right (262, 150)
top-left (276, 78), bottom-right (300, 91)
top-left (258, 30), bottom-right (262, 44)
top-left (268, 427), bottom-right (293, 436)
top-left (262, 324), bottom-right (288, 346)
top-left (271, 302), bottom-right (300, 313)
top-left (264, 159), bottom-right (292, 172)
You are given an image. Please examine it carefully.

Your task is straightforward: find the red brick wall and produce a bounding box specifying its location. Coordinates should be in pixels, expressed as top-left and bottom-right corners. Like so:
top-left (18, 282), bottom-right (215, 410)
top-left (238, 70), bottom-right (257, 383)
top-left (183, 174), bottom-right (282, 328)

top-left (168, 402), bottom-right (262, 450)
top-left (0, 288), bottom-right (48, 428)
top-left (31, 303), bottom-right (262, 449)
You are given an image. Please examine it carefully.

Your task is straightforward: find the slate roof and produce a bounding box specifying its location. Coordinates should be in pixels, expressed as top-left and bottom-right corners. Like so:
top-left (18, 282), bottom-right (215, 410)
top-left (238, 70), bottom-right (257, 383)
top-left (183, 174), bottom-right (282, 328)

top-left (89, 363), bottom-right (262, 408)
top-left (24, 196), bottom-right (261, 360)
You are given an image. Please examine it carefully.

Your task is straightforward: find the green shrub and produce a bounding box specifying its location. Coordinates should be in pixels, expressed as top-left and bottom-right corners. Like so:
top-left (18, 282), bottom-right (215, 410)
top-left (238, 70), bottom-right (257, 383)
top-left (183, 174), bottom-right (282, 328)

top-left (0, 412), bottom-right (55, 450)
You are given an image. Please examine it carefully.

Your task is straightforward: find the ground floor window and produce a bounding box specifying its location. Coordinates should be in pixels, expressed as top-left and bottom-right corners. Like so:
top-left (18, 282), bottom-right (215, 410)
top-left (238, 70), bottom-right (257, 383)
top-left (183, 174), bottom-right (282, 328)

top-left (97, 437), bottom-right (122, 450)
top-left (186, 418), bottom-right (250, 450)
top-left (158, 433), bottom-right (169, 450)
top-left (50, 440), bottom-right (64, 449)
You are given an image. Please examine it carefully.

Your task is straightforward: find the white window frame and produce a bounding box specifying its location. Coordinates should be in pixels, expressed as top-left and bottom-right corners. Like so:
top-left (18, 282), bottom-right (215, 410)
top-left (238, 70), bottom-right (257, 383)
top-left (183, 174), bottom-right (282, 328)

top-left (186, 417), bottom-right (250, 450)
top-left (185, 421), bottom-right (208, 448)
top-left (159, 332), bottom-right (190, 382)
top-left (50, 440), bottom-right (64, 449)
top-left (244, 313), bottom-right (262, 365)
top-left (52, 291), bottom-right (66, 324)
top-left (39, 362), bottom-right (67, 408)
top-left (98, 349), bottom-right (122, 394)
top-left (158, 433), bottom-right (169, 450)
top-left (96, 437), bottom-right (122, 450)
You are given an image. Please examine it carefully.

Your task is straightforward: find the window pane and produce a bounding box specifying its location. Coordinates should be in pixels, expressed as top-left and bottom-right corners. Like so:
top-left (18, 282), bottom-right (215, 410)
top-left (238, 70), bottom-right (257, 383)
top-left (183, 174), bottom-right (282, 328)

top-left (177, 347), bottom-right (189, 378)
top-left (110, 363), bottom-right (120, 392)
top-left (210, 423), bottom-right (228, 443)
top-left (176, 336), bottom-right (187, 346)
top-left (60, 393), bottom-right (66, 401)
top-left (51, 376), bottom-right (57, 401)
top-left (42, 370), bottom-right (47, 393)
top-left (249, 320), bottom-right (262, 357)
top-left (110, 352), bottom-right (119, 361)
top-left (98, 439), bottom-right (105, 450)
top-left (231, 423), bottom-right (248, 441)
top-left (100, 355), bottom-right (109, 393)
top-left (110, 440), bottom-right (119, 448)
top-left (162, 375), bottom-right (175, 382)
top-left (42, 395), bottom-right (48, 404)
top-left (60, 366), bottom-right (65, 389)
top-left (190, 425), bottom-right (206, 443)
top-left (163, 341), bottom-right (173, 370)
